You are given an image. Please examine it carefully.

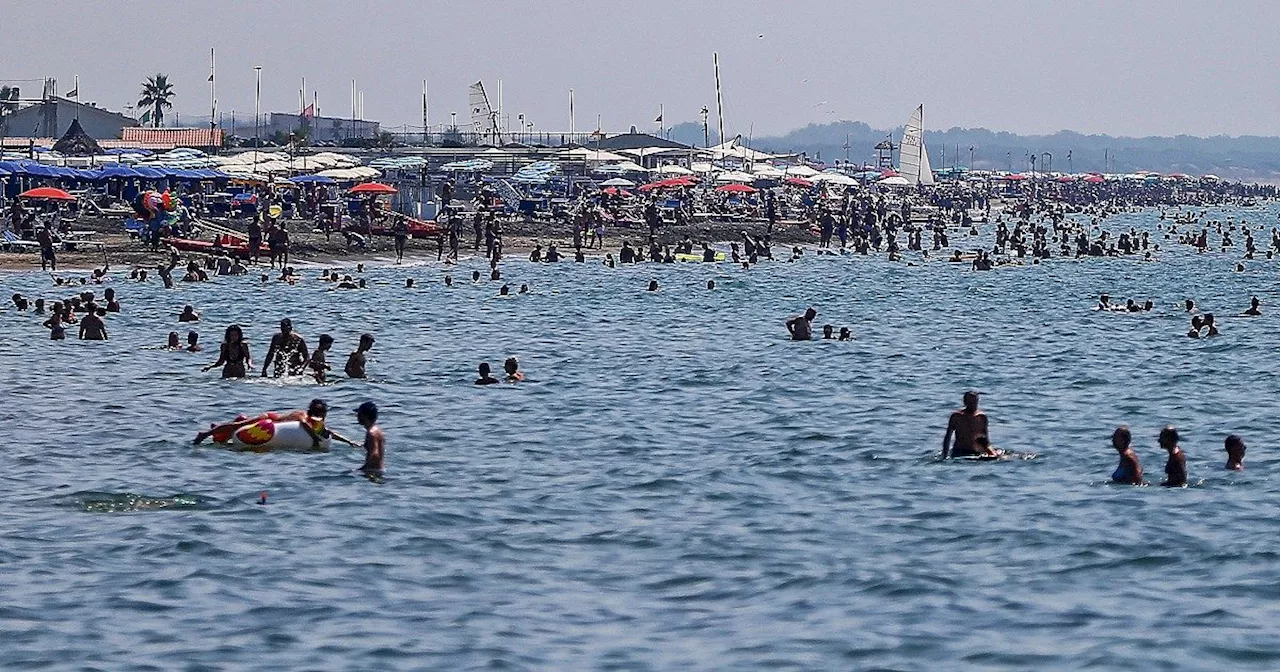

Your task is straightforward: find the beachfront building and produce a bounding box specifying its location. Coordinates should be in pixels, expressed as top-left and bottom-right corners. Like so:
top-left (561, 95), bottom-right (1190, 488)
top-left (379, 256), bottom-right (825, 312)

top-left (0, 95), bottom-right (137, 140)
top-left (259, 113), bottom-right (380, 144)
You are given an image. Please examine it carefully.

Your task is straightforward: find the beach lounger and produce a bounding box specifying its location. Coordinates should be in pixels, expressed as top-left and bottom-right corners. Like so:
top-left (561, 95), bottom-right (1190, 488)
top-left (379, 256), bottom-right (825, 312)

top-left (1, 230), bottom-right (41, 253)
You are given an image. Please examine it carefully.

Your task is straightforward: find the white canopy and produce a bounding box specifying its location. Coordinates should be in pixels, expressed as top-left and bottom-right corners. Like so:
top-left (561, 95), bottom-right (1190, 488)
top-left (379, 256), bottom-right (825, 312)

top-left (811, 172), bottom-right (858, 186)
top-left (877, 175), bottom-right (911, 186)
top-left (782, 165), bottom-right (820, 177)
top-left (560, 147), bottom-right (630, 163)
top-left (655, 164), bottom-right (693, 175)
top-left (714, 170), bottom-right (756, 183)
top-left (752, 165), bottom-right (785, 178)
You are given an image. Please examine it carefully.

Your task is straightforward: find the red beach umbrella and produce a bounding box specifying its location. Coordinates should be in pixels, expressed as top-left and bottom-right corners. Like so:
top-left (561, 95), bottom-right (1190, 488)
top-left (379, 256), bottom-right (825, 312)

top-left (1083, 175), bottom-right (1105, 184)
top-left (784, 177), bottom-right (814, 187)
top-left (715, 183), bottom-right (757, 193)
top-left (350, 182), bottom-right (398, 194)
top-left (19, 186), bottom-right (75, 201)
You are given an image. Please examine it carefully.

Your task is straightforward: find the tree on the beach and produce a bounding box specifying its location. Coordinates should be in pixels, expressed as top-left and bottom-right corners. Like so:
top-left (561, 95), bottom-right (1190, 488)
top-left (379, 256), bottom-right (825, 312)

top-left (137, 75), bottom-right (174, 128)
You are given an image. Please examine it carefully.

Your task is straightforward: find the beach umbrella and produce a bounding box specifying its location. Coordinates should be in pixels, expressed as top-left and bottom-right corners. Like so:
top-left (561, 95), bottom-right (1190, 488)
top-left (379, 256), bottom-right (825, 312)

top-left (782, 165), bottom-right (820, 177)
top-left (876, 176), bottom-right (911, 186)
top-left (1056, 175), bottom-right (1076, 183)
top-left (715, 183), bottom-right (757, 194)
top-left (784, 177), bottom-right (814, 187)
top-left (1082, 175), bottom-right (1105, 184)
top-left (638, 177), bottom-right (696, 191)
top-left (601, 187), bottom-right (632, 197)
top-left (599, 177), bottom-right (636, 187)
top-left (1000, 173), bottom-right (1028, 181)
top-left (350, 182), bottom-right (398, 194)
top-left (655, 164), bottom-right (694, 176)
top-left (19, 186), bottom-right (75, 201)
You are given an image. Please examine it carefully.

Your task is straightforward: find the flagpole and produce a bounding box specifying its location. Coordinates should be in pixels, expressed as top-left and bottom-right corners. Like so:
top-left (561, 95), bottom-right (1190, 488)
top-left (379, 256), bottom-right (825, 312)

top-left (713, 53), bottom-right (725, 148)
top-left (568, 89), bottom-right (575, 137)
top-left (422, 79), bottom-right (428, 145)
top-left (209, 48), bottom-right (216, 152)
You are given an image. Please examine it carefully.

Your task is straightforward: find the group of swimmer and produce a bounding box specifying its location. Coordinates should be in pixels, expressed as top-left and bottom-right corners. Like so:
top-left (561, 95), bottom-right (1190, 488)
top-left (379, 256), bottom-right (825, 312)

top-left (199, 318), bottom-right (375, 384)
top-left (193, 398), bottom-right (385, 477)
top-left (940, 390), bottom-right (1244, 486)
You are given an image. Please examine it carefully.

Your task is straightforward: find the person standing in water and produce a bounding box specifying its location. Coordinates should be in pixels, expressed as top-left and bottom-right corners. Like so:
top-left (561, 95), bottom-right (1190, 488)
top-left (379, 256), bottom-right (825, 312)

top-left (786, 307), bottom-right (817, 341)
top-left (356, 401), bottom-right (384, 477)
top-left (344, 333), bottom-right (375, 378)
top-left (261, 318), bottom-right (309, 377)
top-left (1224, 435), bottom-right (1246, 471)
top-left (203, 324), bottom-right (252, 378)
top-left (1109, 426), bottom-right (1143, 484)
top-left (1160, 425), bottom-right (1187, 487)
top-left (942, 391), bottom-right (990, 459)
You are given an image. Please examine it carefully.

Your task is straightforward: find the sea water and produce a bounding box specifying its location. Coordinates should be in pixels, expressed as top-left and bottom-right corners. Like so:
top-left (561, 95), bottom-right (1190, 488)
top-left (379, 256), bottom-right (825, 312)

top-left (2, 205), bottom-right (1280, 670)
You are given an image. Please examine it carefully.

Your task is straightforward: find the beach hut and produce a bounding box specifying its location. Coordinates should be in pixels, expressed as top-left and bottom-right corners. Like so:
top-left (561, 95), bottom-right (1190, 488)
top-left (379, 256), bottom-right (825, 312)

top-left (52, 119), bottom-right (103, 157)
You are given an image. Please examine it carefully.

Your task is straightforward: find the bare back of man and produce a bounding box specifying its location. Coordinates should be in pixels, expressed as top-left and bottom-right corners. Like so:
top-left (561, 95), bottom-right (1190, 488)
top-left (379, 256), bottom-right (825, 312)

top-left (943, 391), bottom-right (991, 458)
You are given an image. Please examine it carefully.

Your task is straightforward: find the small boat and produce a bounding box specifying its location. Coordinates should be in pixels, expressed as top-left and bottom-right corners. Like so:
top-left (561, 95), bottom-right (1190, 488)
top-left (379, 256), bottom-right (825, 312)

top-left (164, 234), bottom-right (268, 259)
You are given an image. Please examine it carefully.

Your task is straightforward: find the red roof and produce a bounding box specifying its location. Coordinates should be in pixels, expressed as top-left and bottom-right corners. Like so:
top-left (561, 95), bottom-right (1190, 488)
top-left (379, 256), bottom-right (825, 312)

top-left (120, 127), bottom-right (224, 149)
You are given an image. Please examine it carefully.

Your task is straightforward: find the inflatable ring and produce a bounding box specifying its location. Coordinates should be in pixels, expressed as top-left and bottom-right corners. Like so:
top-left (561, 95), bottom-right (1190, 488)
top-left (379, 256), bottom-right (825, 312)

top-left (209, 418), bottom-right (329, 452)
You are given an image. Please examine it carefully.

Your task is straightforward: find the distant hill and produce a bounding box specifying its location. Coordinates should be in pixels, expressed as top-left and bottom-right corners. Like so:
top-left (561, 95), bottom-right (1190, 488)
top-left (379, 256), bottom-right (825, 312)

top-left (668, 121), bottom-right (1280, 182)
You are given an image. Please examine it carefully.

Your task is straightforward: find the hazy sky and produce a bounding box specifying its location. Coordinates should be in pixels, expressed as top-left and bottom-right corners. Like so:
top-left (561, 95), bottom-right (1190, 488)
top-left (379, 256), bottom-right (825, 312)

top-left (5, 0), bottom-right (1279, 139)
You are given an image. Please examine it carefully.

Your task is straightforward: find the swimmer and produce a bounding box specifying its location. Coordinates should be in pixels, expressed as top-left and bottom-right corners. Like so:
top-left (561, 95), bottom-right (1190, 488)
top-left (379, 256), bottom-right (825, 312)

top-left (942, 391), bottom-right (989, 458)
top-left (1098, 293), bottom-right (1111, 310)
top-left (11, 293), bottom-right (29, 311)
top-left (1203, 313), bottom-right (1219, 337)
top-left (194, 399), bottom-right (357, 449)
top-left (786, 307), bottom-right (817, 341)
top-left (185, 331), bottom-right (202, 353)
top-left (79, 308), bottom-right (108, 341)
top-left (1187, 315), bottom-right (1203, 338)
top-left (1225, 435), bottom-right (1246, 471)
top-left (1160, 425), bottom-right (1187, 487)
top-left (444, 275), bottom-right (453, 287)
top-left (519, 284), bottom-right (529, 295)
top-left (1109, 426), bottom-right (1143, 484)
top-left (309, 334), bottom-right (334, 383)
top-left (178, 305), bottom-right (200, 322)
top-left (648, 280), bottom-right (659, 292)
top-left (838, 327), bottom-right (852, 341)
top-left (707, 280), bottom-right (715, 290)
top-left (165, 331), bottom-right (181, 350)
top-left (262, 318), bottom-right (309, 377)
top-left (822, 324), bottom-right (834, 339)
top-left (503, 356), bottom-right (524, 382)
top-left (405, 278), bottom-right (415, 288)
top-left (1185, 298), bottom-right (1196, 312)
top-left (475, 362), bottom-right (499, 385)
top-left (499, 284), bottom-right (510, 296)
top-left (104, 288), bottom-right (120, 312)
top-left (490, 268), bottom-right (501, 281)
top-left (356, 401), bottom-right (384, 477)
top-left (344, 333), bottom-right (375, 378)
top-left (472, 270), bottom-right (481, 283)
top-left (202, 324), bottom-right (252, 378)
top-left (43, 306), bottom-right (67, 340)
top-left (1244, 296), bottom-right (1261, 316)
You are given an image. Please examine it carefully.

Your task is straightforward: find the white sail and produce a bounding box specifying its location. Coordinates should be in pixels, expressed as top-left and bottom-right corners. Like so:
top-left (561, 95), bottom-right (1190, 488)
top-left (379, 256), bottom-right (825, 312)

top-left (899, 104), bottom-right (935, 186)
top-left (468, 81), bottom-right (498, 137)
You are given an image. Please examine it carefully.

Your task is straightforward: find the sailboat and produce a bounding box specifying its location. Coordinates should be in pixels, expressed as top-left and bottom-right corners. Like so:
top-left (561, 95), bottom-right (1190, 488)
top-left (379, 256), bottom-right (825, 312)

top-left (468, 81), bottom-right (499, 142)
top-left (899, 104), bottom-right (935, 186)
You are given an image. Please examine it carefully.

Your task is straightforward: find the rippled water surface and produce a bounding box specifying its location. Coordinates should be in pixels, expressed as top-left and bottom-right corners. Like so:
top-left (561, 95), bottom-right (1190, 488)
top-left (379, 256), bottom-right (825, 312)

top-left (4, 206), bottom-right (1280, 670)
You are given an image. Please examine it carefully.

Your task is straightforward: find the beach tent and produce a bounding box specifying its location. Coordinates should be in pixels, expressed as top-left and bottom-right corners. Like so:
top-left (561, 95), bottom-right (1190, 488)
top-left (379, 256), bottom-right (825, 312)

top-left (52, 119), bottom-right (104, 156)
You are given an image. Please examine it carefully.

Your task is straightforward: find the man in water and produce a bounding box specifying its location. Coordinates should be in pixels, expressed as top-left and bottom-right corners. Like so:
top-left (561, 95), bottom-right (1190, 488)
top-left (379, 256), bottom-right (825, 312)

top-left (786, 307), bottom-right (817, 341)
top-left (475, 362), bottom-right (499, 385)
top-left (356, 401), bottom-right (384, 477)
top-left (344, 333), bottom-right (375, 378)
top-left (1160, 425), bottom-right (1187, 486)
top-left (79, 308), bottom-right (108, 340)
top-left (1225, 435), bottom-right (1246, 471)
top-left (942, 391), bottom-right (991, 458)
top-left (261, 318), bottom-right (309, 377)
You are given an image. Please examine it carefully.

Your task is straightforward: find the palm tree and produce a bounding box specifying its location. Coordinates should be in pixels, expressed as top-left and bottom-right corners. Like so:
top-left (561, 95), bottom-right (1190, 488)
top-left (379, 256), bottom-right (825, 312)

top-left (137, 74), bottom-right (175, 128)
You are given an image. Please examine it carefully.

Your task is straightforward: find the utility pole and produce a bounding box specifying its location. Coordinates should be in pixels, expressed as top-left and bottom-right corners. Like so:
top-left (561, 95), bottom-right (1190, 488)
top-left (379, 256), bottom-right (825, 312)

top-left (253, 66), bottom-right (262, 161)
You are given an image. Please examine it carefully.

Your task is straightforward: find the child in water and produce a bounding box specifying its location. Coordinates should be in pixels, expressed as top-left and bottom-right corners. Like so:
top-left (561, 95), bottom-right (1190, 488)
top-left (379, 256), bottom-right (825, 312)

top-left (356, 401), bottom-right (384, 477)
top-left (309, 334), bottom-right (334, 383)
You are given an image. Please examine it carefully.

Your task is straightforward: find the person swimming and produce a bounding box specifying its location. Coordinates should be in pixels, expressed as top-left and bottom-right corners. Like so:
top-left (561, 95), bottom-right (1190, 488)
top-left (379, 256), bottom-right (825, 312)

top-left (1225, 434), bottom-right (1245, 471)
top-left (503, 356), bottom-right (524, 382)
top-left (1110, 425), bottom-right (1144, 484)
top-left (647, 280), bottom-right (659, 292)
top-left (178, 305), bottom-right (200, 322)
top-left (262, 318), bottom-right (309, 377)
top-left (475, 362), bottom-right (499, 385)
top-left (822, 324), bottom-right (834, 339)
top-left (838, 327), bottom-right (852, 341)
top-left (943, 391), bottom-right (989, 458)
top-left (1244, 296), bottom-right (1261, 316)
top-left (165, 331), bottom-right (181, 350)
top-left (309, 334), bottom-right (334, 383)
top-left (345, 333), bottom-right (375, 378)
top-left (786, 307), bottom-right (817, 341)
top-left (1187, 315), bottom-right (1203, 338)
top-left (202, 324), bottom-right (252, 378)
top-left (1160, 425), bottom-right (1187, 487)
top-left (185, 331), bottom-right (202, 352)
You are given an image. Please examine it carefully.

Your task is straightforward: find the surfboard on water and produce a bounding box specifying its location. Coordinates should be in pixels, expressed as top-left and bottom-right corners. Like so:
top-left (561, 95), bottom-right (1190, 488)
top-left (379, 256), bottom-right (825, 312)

top-left (674, 252), bottom-right (726, 263)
